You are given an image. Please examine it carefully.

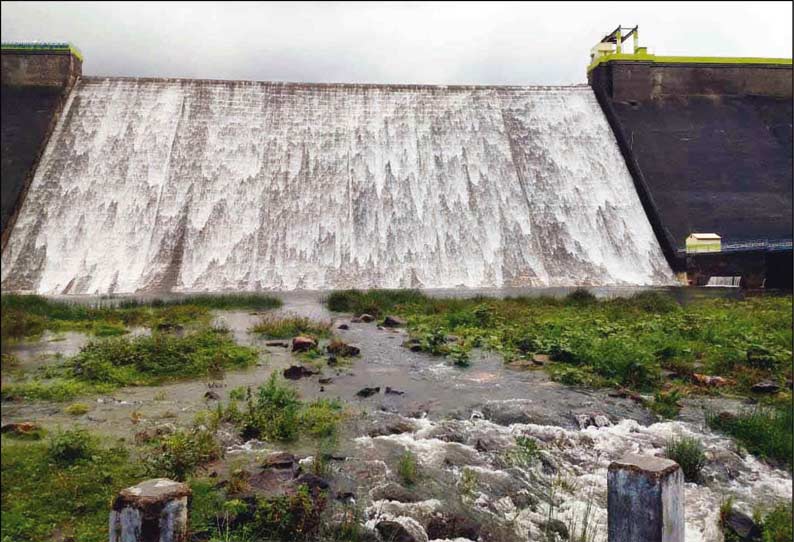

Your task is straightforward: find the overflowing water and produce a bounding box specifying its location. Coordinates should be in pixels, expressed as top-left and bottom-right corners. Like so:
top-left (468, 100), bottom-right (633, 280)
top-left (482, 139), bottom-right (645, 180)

top-left (1, 79), bottom-right (674, 294)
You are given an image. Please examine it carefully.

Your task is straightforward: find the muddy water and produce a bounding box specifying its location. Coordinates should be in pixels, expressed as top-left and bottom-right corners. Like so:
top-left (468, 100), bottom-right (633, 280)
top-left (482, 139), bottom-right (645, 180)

top-left (1, 291), bottom-right (790, 542)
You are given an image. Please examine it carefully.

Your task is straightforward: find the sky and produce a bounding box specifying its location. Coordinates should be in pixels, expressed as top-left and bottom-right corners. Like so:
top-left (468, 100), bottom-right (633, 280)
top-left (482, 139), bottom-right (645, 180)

top-left (1, 1), bottom-right (792, 85)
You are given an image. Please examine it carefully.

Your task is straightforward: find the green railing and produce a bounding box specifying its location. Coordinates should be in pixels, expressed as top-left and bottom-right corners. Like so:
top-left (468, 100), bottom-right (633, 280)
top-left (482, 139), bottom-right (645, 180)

top-left (1, 42), bottom-right (83, 62)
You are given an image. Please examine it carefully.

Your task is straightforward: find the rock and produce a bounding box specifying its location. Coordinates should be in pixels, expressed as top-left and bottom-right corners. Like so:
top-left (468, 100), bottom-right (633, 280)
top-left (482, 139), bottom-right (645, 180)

top-left (423, 420), bottom-right (468, 443)
top-left (359, 314), bottom-right (375, 323)
top-left (319, 377), bottom-right (333, 384)
top-left (262, 451), bottom-right (296, 470)
top-left (155, 322), bottom-right (184, 333)
top-left (292, 336), bottom-right (317, 352)
top-left (427, 514), bottom-right (481, 541)
top-left (532, 354), bottom-right (551, 366)
top-left (573, 411), bottom-right (612, 429)
top-left (370, 482), bottom-right (420, 503)
top-left (1, 422), bottom-right (42, 438)
top-left (367, 415), bottom-right (417, 436)
top-left (385, 386), bottom-right (405, 395)
top-left (320, 386), bottom-right (325, 392)
top-left (382, 315), bottom-right (407, 327)
top-left (480, 400), bottom-right (562, 427)
top-left (723, 509), bottom-right (762, 541)
top-left (327, 340), bottom-right (361, 357)
top-left (403, 339), bottom-right (423, 352)
top-left (337, 324), bottom-right (350, 330)
top-left (693, 373), bottom-right (729, 387)
top-left (283, 365), bottom-right (319, 380)
top-left (746, 347), bottom-right (776, 369)
top-left (204, 390), bottom-right (221, 401)
top-left (375, 519), bottom-right (425, 542)
top-left (540, 518), bottom-right (569, 540)
top-left (350, 317), bottom-right (362, 323)
top-left (357, 387), bottom-right (380, 398)
top-left (265, 340), bottom-right (289, 348)
top-left (750, 380), bottom-right (780, 394)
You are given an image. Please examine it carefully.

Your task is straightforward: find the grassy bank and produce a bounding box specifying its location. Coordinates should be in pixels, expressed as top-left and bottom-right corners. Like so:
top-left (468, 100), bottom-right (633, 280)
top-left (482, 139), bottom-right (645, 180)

top-left (1, 293), bottom-right (282, 340)
top-left (2, 327), bottom-right (260, 401)
top-left (326, 289), bottom-right (792, 395)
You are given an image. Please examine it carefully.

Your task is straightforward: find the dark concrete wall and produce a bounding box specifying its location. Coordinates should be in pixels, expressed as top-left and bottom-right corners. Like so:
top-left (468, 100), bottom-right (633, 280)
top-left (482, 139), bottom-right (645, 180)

top-left (589, 61), bottom-right (793, 275)
top-left (1, 51), bottom-right (81, 248)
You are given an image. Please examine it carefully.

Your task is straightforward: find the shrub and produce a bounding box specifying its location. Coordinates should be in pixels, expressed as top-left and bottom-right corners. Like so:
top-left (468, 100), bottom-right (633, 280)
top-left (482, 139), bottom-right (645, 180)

top-left (565, 288), bottom-right (596, 305)
top-left (507, 436), bottom-right (541, 467)
top-left (48, 429), bottom-right (95, 465)
top-left (299, 399), bottom-right (344, 438)
top-left (707, 406), bottom-right (793, 469)
top-left (398, 451), bottom-right (418, 486)
top-left (762, 502), bottom-right (793, 542)
top-left (249, 314), bottom-right (330, 339)
top-left (650, 390), bottom-right (683, 419)
top-left (64, 403), bottom-right (90, 416)
top-left (242, 373), bottom-right (302, 441)
top-left (250, 485), bottom-right (327, 541)
top-left (144, 426), bottom-right (220, 481)
top-left (665, 436), bottom-right (706, 482)
top-left (325, 289), bottom-right (427, 316)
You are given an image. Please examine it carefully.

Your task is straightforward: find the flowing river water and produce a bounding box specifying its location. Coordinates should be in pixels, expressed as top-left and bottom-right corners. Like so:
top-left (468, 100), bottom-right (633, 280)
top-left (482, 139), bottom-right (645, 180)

top-left (1, 290), bottom-right (789, 542)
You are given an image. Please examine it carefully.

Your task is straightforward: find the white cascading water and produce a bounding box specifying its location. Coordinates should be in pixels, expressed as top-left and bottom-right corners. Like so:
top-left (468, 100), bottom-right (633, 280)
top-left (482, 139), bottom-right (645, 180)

top-left (1, 78), bottom-right (675, 294)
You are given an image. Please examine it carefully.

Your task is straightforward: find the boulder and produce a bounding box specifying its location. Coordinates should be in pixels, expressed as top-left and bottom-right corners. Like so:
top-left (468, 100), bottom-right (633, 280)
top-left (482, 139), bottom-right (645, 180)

top-left (427, 514), bottom-right (481, 541)
top-left (204, 390), bottom-right (221, 401)
top-left (750, 380), bottom-right (780, 394)
top-left (265, 340), bottom-right (290, 348)
top-left (385, 386), bottom-right (405, 395)
top-left (375, 519), bottom-right (425, 542)
top-left (693, 373), bottom-right (729, 387)
top-left (292, 473), bottom-right (330, 495)
top-left (262, 451), bottom-right (297, 470)
top-left (319, 377), bottom-right (333, 384)
top-left (283, 365), bottom-right (319, 380)
top-left (370, 482), bottom-right (420, 503)
top-left (327, 340), bottom-right (361, 357)
top-left (0, 422), bottom-right (42, 438)
top-left (358, 314), bottom-right (375, 323)
top-left (356, 387), bottom-right (381, 398)
top-left (382, 315), bottom-right (407, 328)
top-left (350, 317), bottom-right (363, 323)
top-left (723, 509), bottom-right (762, 541)
top-left (292, 336), bottom-right (317, 352)
top-left (539, 518), bottom-right (569, 540)
top-left (532, 354), bottom-right (551, 366)
top-left (337, 324), bottom-right (350, 330)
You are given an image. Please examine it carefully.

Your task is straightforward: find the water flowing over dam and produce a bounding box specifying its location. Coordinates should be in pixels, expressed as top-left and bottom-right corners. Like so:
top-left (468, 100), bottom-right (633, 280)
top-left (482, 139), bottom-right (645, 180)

top-left (1, 78), bottom-right (674, 294)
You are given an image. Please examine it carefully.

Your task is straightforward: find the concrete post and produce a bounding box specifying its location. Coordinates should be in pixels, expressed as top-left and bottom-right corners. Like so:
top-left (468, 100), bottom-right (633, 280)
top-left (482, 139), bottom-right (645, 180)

top-left (607, 454), bottom-right (684, 542)
top-left (109, 478), bottom-right (191, 542)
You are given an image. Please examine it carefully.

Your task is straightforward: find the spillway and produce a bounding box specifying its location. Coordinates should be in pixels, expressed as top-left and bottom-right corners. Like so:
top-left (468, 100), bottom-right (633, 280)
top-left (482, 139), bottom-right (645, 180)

top-left (0, 78), bottom-right (674, 294)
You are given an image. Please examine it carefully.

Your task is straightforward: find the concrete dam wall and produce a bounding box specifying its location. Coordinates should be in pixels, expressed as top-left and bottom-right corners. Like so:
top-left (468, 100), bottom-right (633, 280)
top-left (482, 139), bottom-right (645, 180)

top-left (0, 77), bottom-right (674, 294)
top-left (588, 60), bottom-right (793, 270)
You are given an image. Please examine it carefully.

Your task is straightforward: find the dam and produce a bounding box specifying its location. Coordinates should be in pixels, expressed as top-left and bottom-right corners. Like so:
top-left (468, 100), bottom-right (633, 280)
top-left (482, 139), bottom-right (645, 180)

top-left (1, 32), bottom-right (791, 294)
top-left (0, 77), bottom-right (673, 294)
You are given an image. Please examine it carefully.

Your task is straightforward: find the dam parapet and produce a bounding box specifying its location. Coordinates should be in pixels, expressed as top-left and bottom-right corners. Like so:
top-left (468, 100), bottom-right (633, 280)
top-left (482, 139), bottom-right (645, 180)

top-left (1, 42), bottom-right (82, 249)
top-left (587, 27), bottom-right (792, 288)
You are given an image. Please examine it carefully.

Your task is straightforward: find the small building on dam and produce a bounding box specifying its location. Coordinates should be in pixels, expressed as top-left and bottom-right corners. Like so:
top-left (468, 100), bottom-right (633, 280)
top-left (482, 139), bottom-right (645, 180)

top-left (1, 31), bottom-right (791, 294)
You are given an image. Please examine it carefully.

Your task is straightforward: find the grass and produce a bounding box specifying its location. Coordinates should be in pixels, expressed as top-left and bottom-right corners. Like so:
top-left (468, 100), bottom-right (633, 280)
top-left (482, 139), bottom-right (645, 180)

top-left (249, 314), bottom-right (331, 339)
top-left (1, 293), bottom-right (282, 340)
top-left (707, 406), bottom-right (793, 470)
top-left (1, 431), bottom-right (144, 542)
top-left (761, 502), bottom-right (793, 542)
top-left (142, 425), bottom-right (221, 481)
top-left (1, 328), bottom-right (259, 401)
top-left (650, 390), bottom-right (683, 419)
top-left (236, 373), bottom-right (344, 442)
top-left (64, 402), bottom-right (90, 415)
top-left (397, 450), bottom-right (419, 486)
top-left (325, 289), bottom-right (792, 396)
top-left (507, 435), bottom-right (541, 467)
top-left (665, 436), bottom-right (706, 482)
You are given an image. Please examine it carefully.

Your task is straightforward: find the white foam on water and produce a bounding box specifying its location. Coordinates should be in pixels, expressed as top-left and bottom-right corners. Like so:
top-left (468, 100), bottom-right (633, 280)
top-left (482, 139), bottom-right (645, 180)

top-left (2, 80), bottom-right (675, 293)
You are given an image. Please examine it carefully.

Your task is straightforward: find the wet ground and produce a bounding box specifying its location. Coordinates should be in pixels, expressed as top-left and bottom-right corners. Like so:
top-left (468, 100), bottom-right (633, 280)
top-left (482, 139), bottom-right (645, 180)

top-left (2, 290), bottom-right (790, 542)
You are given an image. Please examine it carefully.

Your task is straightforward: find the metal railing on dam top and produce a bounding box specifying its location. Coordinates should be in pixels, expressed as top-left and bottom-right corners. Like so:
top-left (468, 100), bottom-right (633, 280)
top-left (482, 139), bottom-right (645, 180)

top-left (678, 238), bottom-right (793, 255)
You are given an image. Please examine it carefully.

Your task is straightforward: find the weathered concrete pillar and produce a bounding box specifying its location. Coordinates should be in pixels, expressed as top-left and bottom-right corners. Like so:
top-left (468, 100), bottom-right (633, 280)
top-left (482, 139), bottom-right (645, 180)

top-left (109, 478), bottom-right (190, 542)
top-left (607, 454), bottom-right (684, 542)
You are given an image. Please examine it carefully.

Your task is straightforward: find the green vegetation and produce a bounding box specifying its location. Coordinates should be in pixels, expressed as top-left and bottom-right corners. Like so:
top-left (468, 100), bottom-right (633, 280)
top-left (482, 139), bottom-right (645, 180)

top-left (325, 289), bottom-right (427, 316)
top-left (1, 293), bottom-right (282, 340)
top-left (761, 502), bottom-right (793, 542)
top-left (249, 314), bottom-right (331, 339)
top-left (398, 450), bottom-right (419, 486)
top-left (235, 373), bottom-right (344, 442)
top-left (665, 436), bottom-right (706, 482)
top-left (650, 390), bottom-right (683, 419)
top-left (1, 431), bottom-right (144, 542)
top-left (507, 435), bottom-right (542, 467)
top-left (707, 406), bottom-right (793, 470)
top-left (326, 289), bottom-right (792, 396)
top-left (142, 425), bottom-right (221, 481)
top-left (64, 402), bottom-right (90, 415)
top-left (2, 328), bottom-right (259, 401)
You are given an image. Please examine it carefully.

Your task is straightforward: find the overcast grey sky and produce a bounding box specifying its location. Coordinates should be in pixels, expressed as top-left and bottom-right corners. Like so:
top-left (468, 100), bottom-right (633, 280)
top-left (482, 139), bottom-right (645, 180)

top-left (2, 1), bottom-right (791, 85)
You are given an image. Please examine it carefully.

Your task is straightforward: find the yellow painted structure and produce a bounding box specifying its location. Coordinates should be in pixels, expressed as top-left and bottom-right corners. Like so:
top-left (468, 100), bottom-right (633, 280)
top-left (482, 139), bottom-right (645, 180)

top-left (686, 233), bottom-right (721, 253)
